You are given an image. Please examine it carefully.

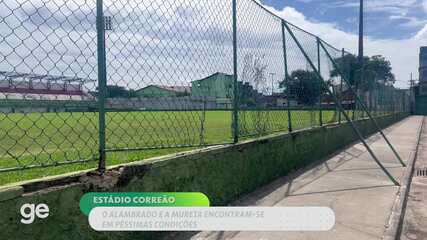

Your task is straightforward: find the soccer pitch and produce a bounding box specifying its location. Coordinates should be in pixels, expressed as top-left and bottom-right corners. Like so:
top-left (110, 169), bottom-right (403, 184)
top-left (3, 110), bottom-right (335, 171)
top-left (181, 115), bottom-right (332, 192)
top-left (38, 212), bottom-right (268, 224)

top-left (0, 110), bottom-right (341, 185)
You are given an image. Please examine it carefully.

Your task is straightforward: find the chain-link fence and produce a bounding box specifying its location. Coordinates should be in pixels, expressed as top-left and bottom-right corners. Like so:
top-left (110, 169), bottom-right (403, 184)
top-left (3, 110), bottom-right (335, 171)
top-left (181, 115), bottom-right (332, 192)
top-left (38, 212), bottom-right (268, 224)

top-left (0, 0), bottom-right (410, 178)
top-left (320, 40), bottom-right (411, 122)
top-left (0, 0), bottom-right (99, 174)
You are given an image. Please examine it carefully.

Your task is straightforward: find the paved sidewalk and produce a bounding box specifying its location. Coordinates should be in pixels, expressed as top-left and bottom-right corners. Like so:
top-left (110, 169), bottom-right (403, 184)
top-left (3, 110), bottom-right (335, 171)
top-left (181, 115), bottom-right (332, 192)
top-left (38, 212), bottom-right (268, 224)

top-left (174, 116), bottom-right (423, 240)
top-left (401, 117), bottom-right (427, 240)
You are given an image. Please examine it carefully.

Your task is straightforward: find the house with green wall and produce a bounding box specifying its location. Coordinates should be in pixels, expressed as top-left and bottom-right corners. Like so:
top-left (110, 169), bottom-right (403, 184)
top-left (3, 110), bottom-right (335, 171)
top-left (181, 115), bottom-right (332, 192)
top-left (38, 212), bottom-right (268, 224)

top-left (136, 85), bottom-right (191, 98)
top-left (191, 72), bottom-right (234, 108)
top-left (191, 72), bottom-right (268, 109)
top-left (191, 72), bottom-right (233, 98)
top-left (135, 73), bottom-right (268, 109)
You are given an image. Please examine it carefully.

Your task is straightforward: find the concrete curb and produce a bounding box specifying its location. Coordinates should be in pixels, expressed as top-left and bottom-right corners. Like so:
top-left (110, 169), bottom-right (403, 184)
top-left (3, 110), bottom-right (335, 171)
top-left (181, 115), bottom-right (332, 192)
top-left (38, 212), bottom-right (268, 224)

top-left (383, 117), bottom-right (424, 240)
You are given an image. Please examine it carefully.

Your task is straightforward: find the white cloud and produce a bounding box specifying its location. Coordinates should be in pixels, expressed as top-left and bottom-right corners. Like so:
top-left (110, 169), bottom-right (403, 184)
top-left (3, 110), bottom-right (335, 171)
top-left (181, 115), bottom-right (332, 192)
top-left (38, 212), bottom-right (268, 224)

top-left (264, 6), bottom-right (426, 88)
top-left (389, 15), bottom-right (427, 28)
top-left (1, 0), bottom-right (424, 89)
top-left (309, 0), bottom-right (426, 33)
top-left (329, 0), bottom-right (418, 13)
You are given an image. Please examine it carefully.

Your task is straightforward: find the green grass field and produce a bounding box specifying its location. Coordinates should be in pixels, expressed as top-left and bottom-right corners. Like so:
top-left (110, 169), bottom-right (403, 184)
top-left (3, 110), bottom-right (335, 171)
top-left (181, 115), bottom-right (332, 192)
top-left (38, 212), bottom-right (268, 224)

top-left (0, 109), bottom-right (350, 186)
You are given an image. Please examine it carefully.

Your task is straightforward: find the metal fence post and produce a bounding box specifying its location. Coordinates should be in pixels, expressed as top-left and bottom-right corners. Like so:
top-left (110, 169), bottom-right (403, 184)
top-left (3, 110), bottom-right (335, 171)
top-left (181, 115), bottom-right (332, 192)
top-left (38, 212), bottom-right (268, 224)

top-left (402, 92), bottom-right (406, 113)
top-left (281, 20), bottom-right (292, 132)
top-left (320, 40), bottom-right (406, 168)
top-left (338, 48), bottom-right (344, 124)
top-left (96, 0), bottom-right (107, 172)
top-left (374, 87), bottom-right (377, 117)
top-left (316, 37), bottom-right (323, 126)
top-left (232, 0), bottom-right (239, 143)
top-left (284, 23), bottom-right (400, 186)
top-left (393, 90), bottom-right (396, 114)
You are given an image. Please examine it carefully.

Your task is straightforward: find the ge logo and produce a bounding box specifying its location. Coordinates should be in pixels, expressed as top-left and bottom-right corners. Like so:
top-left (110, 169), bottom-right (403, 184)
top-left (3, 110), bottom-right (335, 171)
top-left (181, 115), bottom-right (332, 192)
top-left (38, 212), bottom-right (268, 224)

top-left (20, 203), bottom-right (49, 224)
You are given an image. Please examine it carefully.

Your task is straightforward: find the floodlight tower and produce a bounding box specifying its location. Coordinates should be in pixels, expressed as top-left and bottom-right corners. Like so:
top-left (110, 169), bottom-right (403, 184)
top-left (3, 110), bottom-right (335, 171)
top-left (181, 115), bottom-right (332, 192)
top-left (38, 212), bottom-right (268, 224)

top-left (358, 0), bottom-right (364, 87)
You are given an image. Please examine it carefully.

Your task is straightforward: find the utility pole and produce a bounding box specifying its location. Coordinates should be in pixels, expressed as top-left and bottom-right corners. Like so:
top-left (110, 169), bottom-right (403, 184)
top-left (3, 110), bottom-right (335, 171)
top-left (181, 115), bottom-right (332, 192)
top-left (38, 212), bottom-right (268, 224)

top-left (355, 0), bottom-right (364, 120)
top-left (358, 0), bottom-right (364, 62)
top-left (358, 0), bottom-right (364, 74)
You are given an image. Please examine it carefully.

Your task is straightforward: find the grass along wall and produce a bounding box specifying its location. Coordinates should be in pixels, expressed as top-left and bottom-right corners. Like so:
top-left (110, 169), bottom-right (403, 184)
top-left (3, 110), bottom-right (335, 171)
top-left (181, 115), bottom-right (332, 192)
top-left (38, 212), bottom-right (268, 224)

top-left (0, 113), bottom-right (408, 240)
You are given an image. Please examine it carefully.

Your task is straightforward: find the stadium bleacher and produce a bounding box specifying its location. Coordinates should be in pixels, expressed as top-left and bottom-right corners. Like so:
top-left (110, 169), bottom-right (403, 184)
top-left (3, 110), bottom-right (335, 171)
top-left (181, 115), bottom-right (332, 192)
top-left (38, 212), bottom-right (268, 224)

top-left (0, 71), bottom-right (95, 101)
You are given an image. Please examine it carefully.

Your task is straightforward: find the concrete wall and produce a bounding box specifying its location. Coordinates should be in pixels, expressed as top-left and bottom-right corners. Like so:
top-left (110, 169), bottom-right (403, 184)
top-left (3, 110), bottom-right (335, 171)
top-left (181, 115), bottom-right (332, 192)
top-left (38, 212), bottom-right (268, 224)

top-left (415, 95), bottom-right (427, 115)
top-left (0, 100), bottom-right (97, 113)
top-left (106, 96), bottom-right (220, 110)
top-left (0, 113), bottom-right (408, 240)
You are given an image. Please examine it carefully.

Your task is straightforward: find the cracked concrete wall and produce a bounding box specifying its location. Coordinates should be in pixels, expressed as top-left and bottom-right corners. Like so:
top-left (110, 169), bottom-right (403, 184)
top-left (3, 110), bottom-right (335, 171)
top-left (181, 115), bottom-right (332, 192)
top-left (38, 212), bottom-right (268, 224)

top-left (0, 113), bottom-right (409, 240)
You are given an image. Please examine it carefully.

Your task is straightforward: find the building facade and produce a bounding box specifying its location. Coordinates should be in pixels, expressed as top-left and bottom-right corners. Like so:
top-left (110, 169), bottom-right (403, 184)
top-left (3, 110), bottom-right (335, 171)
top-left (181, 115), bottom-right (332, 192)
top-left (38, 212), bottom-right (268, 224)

top-left (191, 72), bottom-right (234, 108)
top-left (191, 73), bottom-right (233, 99)
top-left (419, 46), bottom-right (427, 95)
top-left (135, 85), bottom-right (191, 98)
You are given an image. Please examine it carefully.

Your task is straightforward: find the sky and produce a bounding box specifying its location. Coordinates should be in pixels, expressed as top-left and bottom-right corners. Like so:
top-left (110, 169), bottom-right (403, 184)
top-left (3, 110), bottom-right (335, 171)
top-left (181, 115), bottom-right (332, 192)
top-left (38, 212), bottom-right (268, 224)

top-left (259, 0), bottom-right (427, 88)
top-left (1, 0), bottom-right (426, 90)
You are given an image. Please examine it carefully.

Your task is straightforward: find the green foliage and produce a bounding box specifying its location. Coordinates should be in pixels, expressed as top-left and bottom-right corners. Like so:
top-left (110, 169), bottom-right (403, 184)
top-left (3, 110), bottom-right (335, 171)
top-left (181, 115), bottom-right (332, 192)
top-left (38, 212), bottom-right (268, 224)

top-left (280, 70), bottom-right (321, 106)
top-left (104, 85), bottom-right (138, 98)
top-left (331, 54), bottom-right (395, 91)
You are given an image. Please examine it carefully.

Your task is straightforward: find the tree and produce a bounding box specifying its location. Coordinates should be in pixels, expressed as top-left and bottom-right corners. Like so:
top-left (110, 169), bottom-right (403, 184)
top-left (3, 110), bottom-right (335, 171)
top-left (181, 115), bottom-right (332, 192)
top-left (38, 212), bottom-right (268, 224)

top-left (330, 54), bottom-right (395, 91)
top-left (280, 70), bottom-right (321, 106)
top-left (367, 55), bottom-right (395, 85)
top-left (239, 53), bottom-right (270, 135)
top-left (239, 53), bottom-right (268, 107)
top-left (241, 53), bottom-right (268, 94)
top-left (97, 85), bottom-right (138, 98)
